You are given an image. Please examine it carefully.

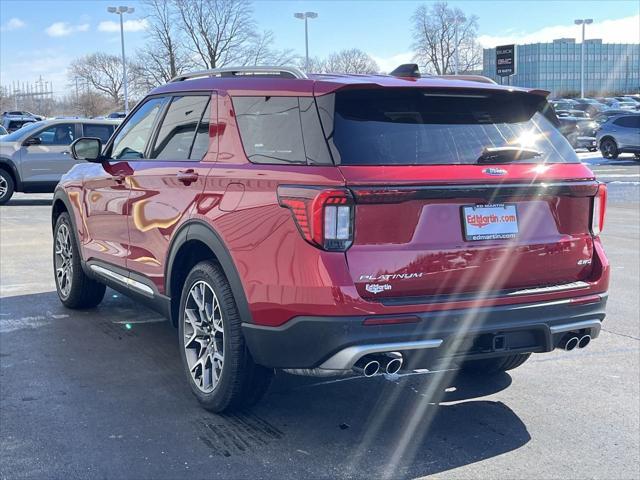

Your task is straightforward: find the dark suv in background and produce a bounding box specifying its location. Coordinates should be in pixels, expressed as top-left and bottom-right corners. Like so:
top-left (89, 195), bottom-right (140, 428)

top-left (52, 65), bottom-right (609, 412)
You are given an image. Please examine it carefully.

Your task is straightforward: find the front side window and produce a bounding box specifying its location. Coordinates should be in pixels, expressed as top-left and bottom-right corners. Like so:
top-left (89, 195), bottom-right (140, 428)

top-left (82, 124), bottom-right (116, 144)
top-left (32, 123), bottom-right (75, 146)
top-left (152, 95), bottom-right (210, 160)
top-left (110, 97), bottom-right (166, 160)
top-left (321, 88), bottom-right (579, 165)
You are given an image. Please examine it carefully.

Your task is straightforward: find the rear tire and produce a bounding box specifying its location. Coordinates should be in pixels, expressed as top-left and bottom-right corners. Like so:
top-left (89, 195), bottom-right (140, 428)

top-left (53, 212), bottom-right (106, 308)
top-left (600, 138), bottom-right (619, 159)
top-left (0, 169), bottom-right (15, 205)
top-left (178, 260), bottom-right (273, 412)
top-left (461, 353), bottom-right (531, 374)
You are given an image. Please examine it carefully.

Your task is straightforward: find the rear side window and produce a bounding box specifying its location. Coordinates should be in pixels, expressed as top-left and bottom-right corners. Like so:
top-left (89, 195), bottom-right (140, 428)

top-left (232, 96), bottom-right (332, 165)
top-left (110, 97), bottom-right (166, 160)
top-left (83, 124), bottom-right (115, 143)
top-left (613, 116), bottom-right (640, 128)
top-left (322, 89), bottom-right (579, 165)
top-left (152, 95), bottom-right (210, 160)
top-left (32, 123), bottom-right (75, 145)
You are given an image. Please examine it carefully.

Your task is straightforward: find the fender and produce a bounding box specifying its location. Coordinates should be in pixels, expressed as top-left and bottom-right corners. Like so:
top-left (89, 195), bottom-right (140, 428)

top-left (165, 220), bottom-right (254, 324)
top-left (51, 188), bottom-right (87, 267)
top-left (0, 157), bottom-right (21, 191)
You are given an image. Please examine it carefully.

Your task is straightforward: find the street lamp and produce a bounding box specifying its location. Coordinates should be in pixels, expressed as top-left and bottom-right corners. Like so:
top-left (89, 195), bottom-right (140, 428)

top-left (453, 14), bottom-right (465, 75)
top-left (108, 5), bottom-right (135, 113)
top-left (574, 18), bottom-right (593, 98)
top-left (294, 12), bottom-right (318, 72)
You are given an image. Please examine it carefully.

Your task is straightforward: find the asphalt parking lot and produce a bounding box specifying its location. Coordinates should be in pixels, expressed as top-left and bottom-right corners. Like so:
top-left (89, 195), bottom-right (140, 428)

top-left (1, 153), bottom-right (639, 480)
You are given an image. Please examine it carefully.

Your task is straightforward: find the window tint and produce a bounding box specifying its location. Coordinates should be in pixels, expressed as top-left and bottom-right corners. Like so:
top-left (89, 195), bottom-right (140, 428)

top-left (190, 99), bottom-right (211, 160)
top-left (32, 123), bottom-right (75, 146)
top-left (324, 89), bottom-right (579, 165)
top-left (110, 97), bottom-right (166, 160)
top-left (152, 95), bottom-right (210, 160)
top-left (233, 97), bottom-right (306, 164)
top-left (83, 123), bottom-right (115, 143)
top-left (613, 116), bottom-right (640, 128)
top-left (233, 96), bottom-right (332, 165)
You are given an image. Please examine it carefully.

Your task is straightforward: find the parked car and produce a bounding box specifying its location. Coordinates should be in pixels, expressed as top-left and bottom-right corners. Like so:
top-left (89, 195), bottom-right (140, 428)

top-left (556, 115), bottom-right (598, 150)
top-left (2, 110), bottom-right (44, 121)
top-left (51, 65), bottom-right (609, 412)
top-left (551, 99), bottom-right (577, 111)
top-left (1, 115), bottom-right (37, 133)
top-left (596, 113), bottom-right (640, 159)
top-left (607, 100), bottom-right (638, 111)
top-left (593, 109), bottom-right (635, 124)
top-left (107, 111), bottom-right (127, 119)
top-left (556, 109), bottom-right (590, 119)
top-left (572, 98), bottom-right (607, 117)
top-left (0, 118), bottom-right (119, 204)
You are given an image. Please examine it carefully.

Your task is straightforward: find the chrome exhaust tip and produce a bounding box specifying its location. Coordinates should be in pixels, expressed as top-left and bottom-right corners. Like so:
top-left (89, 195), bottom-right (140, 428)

top-left (559, 334), bottom-right (579, 351)
top-left (353, 358), bottom-right (380, 377)
top-left (386, 357), bottom-right (403, 375)
top-left (578, 335), bottom-right (591, 349)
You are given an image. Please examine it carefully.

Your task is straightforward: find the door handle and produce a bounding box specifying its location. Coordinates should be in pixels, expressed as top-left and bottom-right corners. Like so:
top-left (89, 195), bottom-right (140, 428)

top-left (177, 169), bottom-right (199, 185)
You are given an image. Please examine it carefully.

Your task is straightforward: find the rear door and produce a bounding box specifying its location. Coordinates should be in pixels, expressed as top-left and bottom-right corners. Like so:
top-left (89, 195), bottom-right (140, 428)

top-left (320, 87), bottom-right (598, 301)
top-left (125, 93), bottom-right (215, 290)
top-left (19, 122), bottom-right (77, 184)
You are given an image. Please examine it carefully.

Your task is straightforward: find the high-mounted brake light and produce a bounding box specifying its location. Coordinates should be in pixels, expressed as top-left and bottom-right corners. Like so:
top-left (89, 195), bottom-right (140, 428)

top-left (591, 183), bottom-right (607, 236)
top-left (278, 186), bottom-right (354, 251)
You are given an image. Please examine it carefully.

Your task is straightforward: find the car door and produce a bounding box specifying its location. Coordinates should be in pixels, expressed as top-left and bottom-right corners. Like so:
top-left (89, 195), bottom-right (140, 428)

top-left (617, 116), bottom-right (640, 148)
top-left (19, 122), bottom-right (78, 186)
top-left (126, 93), bottom-right (216, 292)
top-left (82, 97), bottom-right (168, 271)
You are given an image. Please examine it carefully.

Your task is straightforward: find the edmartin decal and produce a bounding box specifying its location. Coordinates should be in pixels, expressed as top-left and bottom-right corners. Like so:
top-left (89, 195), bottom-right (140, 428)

top-left (365, 284), bottom-right (392, 294)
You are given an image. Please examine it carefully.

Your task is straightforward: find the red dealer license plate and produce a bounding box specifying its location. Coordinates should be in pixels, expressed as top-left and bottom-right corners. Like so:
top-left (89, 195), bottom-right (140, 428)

top-left (462, 204), bottom-right (519, 241)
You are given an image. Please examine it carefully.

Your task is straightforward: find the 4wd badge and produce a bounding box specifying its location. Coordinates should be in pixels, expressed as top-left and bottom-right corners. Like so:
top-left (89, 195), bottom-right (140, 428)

top-left (365, 284), bottom-right (392, 294)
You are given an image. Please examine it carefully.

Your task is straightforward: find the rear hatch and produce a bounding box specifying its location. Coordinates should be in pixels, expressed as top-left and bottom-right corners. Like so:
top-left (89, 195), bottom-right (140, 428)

top-left (320, 86), bottom-right (598, 301)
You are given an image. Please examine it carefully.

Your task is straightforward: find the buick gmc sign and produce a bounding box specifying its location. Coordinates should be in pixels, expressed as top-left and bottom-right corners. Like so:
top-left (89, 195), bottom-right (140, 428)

top-left (496, 44), bottom-right (516, 77)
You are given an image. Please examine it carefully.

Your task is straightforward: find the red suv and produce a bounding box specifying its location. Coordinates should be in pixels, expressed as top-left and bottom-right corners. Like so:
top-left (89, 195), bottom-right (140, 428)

top-left (52, 65), bottom-right (609, 412)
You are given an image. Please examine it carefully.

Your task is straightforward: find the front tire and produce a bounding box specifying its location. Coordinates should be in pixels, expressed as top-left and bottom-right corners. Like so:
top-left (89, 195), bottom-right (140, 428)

top-left (600, 138), bottom-right (619, 159)
top-left (53, 212), bottom-right (106, 308)
top-left (461, 353), bottom-right (531, 374)
top-left (0, 169), bottom-right (15, 205)
top-left (178, 261), bottom-right (273, 412)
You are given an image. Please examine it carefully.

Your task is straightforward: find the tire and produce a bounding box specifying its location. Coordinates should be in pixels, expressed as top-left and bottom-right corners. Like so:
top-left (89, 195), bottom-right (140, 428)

top-left (600, 138), bottom-right (619, 159)
top-left (53, 212), bottom-right (106, 308)
top-left (0, 169), bottom-right (15, 205)
top-left (178, 260), bottom-right (273, 412)
top-left (461, 353), bottom-right (531, 374)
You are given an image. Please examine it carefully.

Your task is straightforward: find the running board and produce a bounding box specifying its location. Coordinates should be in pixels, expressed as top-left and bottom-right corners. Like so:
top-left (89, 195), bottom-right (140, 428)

top-left (89, 264), bottom-right (154, 298)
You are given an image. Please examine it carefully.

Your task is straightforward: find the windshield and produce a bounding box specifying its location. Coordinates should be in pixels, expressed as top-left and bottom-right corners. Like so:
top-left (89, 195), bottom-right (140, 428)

top-left (1, 121), bottom-right (43, 142)
top-left (325, 88), bottom-right (578, 165)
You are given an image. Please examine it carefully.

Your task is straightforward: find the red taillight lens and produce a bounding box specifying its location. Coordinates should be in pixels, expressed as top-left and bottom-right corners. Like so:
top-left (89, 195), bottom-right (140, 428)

top-left (278, 186), bottom-right (354, 251)
top-left (591, 183), bottom-right (607, 236)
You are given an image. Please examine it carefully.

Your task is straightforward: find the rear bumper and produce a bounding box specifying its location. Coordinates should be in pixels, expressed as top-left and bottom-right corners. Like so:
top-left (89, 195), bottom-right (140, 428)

top-left (243, 294), bottom-right (607, 369)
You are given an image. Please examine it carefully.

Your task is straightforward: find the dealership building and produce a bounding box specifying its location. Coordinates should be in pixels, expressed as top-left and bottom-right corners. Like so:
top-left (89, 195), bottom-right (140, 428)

top-left (482, 38), bottom-right (640, 96)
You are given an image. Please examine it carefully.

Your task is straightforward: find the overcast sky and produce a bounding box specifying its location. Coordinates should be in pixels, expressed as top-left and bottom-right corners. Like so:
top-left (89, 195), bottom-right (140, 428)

top-left (1, 0), bottom-right (638, 95)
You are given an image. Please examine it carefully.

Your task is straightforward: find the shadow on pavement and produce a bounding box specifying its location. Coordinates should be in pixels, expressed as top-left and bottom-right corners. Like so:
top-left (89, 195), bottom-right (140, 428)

top-left (0, 290), bottom-right (530, 479)
top-left (4, 198), bottom-right (53, 206)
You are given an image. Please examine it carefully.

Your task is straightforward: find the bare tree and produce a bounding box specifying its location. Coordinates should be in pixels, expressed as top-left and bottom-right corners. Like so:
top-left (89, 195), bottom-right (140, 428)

top-left (325, 49), bottom-right (379, 74)
top-left (174, 0), bottom-right (255, 68)
top-left (241, 30), bottom-right (297, 67)
top-left (69, 53), bottom-right (131, 105)
top-left (411, 2), bottom-right (481, 75)
top-left (137, 0), bottom-right (193, 87)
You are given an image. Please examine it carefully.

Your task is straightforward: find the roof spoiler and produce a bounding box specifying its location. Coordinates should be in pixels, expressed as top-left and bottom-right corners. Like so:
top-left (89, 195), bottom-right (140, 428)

top-left (438, 74), bottom-right (497, 85)
top-left (389, 64), bottom-right (421, 78)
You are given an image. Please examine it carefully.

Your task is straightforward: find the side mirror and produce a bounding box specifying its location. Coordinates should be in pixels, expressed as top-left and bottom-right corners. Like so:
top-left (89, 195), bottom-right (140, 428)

top-left (23, 137), bottom-right (42, 146)
top-left (70, 137), bottom-right (103, 162)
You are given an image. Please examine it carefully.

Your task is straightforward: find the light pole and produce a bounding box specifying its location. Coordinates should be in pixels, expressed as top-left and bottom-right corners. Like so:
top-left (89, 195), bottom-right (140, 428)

top-left (453, 14), bottom-right (465, 75)
top-left (108, 5), bottom-right (135, 113)
top-left (294, 12), bottom-right (318, 72)
top-left (574, 18), bottom-right (593, 98)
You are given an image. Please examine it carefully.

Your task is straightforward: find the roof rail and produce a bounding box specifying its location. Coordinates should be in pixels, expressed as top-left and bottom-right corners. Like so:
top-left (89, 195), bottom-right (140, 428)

top-left (170, 66), bottom-right (308, 82)
top-left (438, 74), bottom-right (498, 85)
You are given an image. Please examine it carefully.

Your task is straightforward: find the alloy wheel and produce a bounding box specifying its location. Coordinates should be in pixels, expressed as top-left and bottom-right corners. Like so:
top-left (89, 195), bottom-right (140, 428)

top-left (183, 280), bottom-right (224, 393)
top-left (0, 176), bottom-right (7, 199)
top-left (54, 223), bottom-right (73, 298)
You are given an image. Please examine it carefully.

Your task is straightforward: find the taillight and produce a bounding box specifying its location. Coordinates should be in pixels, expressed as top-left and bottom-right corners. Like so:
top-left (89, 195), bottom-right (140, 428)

top-left (591, 183), bottom-right (607, 236)
top-left (278, 186), bottom-right (354, 251)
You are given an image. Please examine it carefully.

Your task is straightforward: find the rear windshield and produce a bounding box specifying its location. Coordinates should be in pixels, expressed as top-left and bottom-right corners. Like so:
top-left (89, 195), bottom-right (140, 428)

top-left (322, 88), bottom-right (579, 165)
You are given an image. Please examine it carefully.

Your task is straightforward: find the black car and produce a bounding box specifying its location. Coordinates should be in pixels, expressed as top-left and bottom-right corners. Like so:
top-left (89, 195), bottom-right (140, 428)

top-left (557, 116), bottom-right (598, 151)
